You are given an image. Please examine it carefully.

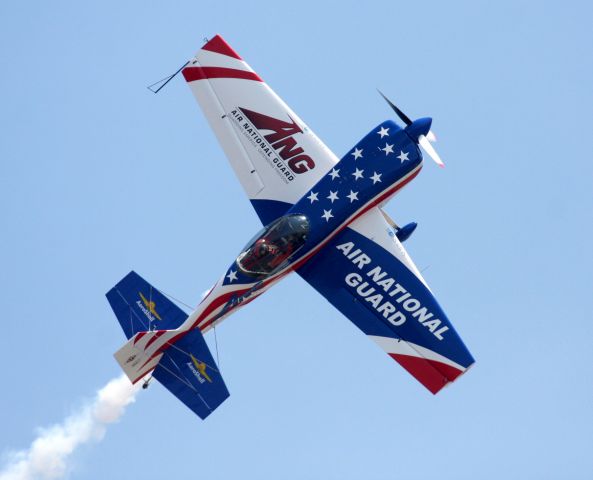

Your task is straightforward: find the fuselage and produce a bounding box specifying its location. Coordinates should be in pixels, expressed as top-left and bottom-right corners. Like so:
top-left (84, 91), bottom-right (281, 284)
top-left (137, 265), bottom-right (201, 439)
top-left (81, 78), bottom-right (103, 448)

top-left (138, 119), bottom-right (426, 362)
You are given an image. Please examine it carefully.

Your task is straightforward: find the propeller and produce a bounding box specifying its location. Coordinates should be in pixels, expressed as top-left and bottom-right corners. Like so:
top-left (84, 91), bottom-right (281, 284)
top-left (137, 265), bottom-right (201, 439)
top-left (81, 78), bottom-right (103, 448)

top-left (419, 135), bottom-right (444, 167)
top-left (377, 90), bottom-right (444, 168)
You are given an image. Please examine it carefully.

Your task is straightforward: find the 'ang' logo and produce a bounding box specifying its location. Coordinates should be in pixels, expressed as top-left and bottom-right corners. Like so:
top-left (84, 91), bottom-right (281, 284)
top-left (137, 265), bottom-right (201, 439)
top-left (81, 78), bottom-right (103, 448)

top-left (137, 292), bottom-right (162, 322)
top-left (239, 107), bottom-right (315, 174)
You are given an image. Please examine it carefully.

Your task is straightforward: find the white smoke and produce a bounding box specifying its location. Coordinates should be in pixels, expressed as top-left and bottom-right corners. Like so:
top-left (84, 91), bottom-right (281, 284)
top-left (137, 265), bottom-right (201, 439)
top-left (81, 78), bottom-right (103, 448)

top-left (0, 375), bottom-right (140, 480)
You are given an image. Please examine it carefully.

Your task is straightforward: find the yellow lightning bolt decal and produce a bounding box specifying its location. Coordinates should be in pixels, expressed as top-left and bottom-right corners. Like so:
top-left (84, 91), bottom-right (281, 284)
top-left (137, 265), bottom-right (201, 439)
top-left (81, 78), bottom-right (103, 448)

top-left (190, 354), bottom-right (213, 383)
top-left (139, 292), bottom-right (162, 320)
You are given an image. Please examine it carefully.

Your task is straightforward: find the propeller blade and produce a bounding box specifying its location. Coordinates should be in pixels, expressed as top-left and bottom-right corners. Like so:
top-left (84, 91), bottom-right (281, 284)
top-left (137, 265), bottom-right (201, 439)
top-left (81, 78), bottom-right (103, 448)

top-left (377, 90), bottom-right (412, 126)
top-left (419, 135), bottom-right (445, 168)
top-left (378, 90), bottom-right (443, 167)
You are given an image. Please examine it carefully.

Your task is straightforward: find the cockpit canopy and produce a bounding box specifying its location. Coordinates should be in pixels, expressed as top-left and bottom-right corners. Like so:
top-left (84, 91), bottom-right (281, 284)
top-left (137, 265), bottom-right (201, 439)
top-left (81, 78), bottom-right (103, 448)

top-left (236, 214), bottom-right (310, 278)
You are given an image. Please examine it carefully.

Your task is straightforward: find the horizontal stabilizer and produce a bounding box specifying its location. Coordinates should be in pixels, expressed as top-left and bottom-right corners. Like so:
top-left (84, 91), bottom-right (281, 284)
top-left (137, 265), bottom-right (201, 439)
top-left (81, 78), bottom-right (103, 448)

top-left (106, 271), bottom-right (188, 339)
top-left (107, 271), bottom-right (229, 419)
top-left (152, 328), bottom-right (230, 419)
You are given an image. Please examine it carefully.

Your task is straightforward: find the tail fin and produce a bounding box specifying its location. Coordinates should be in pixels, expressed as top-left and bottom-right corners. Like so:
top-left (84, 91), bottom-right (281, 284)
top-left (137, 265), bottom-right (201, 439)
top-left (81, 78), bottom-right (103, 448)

top-left (113, 330), bottom-right (168, 383)
top-left (106, 271), bottom-right (188, 339)
top-left (107, 272), bottom-right (230, 419)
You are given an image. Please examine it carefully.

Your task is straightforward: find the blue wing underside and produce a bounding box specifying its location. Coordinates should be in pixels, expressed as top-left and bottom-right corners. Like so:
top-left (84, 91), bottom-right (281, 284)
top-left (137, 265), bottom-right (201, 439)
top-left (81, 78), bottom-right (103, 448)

top-left (297, 217), bottom-right (475, 394)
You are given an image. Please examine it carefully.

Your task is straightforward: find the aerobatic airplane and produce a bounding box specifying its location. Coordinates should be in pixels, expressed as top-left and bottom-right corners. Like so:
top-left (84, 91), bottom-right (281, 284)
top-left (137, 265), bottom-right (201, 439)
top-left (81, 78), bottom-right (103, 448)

top-left (107, 34), bottom-right (475, 419)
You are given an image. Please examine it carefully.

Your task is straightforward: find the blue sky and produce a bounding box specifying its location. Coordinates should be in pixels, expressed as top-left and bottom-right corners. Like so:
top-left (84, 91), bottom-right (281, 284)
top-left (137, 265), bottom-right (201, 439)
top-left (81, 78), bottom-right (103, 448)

top-left (1, 1), bottom-right (592, 479)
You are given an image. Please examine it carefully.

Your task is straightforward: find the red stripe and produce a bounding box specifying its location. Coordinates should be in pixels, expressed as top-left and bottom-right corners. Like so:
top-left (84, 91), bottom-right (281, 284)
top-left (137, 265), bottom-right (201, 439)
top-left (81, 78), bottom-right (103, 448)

top-left (144, 330), bottom-right (166, 350)
top-left (390, 354), bottom-right (449, 394)
top-left (133, 331), bottom-right (147, 345)
top-left (202, 35), bottom-right (242, 60)
top-left (182, 66), bottom-right (262, 83)
top-left (429, 361), bottom-right (463, 382)
top-left (390, 354), bottom-right (463, 394)
top-left (198, 288), bottom-right (264, 332)
top-left (134, 353), bottom-right (162, 379)
top-left (199, 288), bottom-right (251, 322)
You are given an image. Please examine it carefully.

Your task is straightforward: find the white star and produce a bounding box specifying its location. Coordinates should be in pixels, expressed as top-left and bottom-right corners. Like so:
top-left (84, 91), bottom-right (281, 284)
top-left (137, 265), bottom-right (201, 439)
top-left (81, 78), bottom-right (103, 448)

top-left (381, 143), bottom-right (394, 155)
top-left (327, 190), bottom-right (339, 203)
top-left (397, 150), bottom-right (409, 162)
top-left (307, 191), bottom-right (319, 203)
top-left (370, 172), bottom-right (382, 184)
top-left (351, 148), bottom-right (364, 160)
top-left (352, 168), bottom-right (364, 180)
top-left (321, 209), bottom-right (334, 222)
top-left (226, 270), bottom-right (238, 282)
top-left (377, 126), bottom-right (390, 138)
top-left (347, 190), bottom-right (359, 202)
top-left (329, 168), bottom-right (340, 180)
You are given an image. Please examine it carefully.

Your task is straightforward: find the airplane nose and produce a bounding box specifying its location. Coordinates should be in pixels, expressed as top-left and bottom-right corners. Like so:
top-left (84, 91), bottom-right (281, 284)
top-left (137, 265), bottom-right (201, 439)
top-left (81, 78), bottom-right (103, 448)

top-left (405, 117), bottom-right (432, 143)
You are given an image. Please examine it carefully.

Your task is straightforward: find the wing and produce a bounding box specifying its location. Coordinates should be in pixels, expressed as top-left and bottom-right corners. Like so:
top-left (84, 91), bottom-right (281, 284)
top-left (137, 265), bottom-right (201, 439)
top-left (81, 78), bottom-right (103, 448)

top-left (297, 207), bottom-right (475, 394)
top-left (183, 35), bottom-right (338, 225)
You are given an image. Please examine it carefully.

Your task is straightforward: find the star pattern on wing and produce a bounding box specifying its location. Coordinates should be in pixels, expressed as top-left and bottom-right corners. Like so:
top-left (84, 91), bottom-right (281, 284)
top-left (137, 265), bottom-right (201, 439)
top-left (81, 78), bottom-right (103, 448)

top-left (321, 209), bottom-right (334, 222)
top-left (381, 143), bottom-right (394, 155)
top-left (397, 150), bottom-right (409, 162)
top-left (300, 121), bottom-right (419, 230)
top-left (327, 190), bottom-right (339, 203)
top-left (351, 148), bottom-right (363, 160)
top-left (352, 168), bottom-right (364, 180)
top-left (377, 126), bottom-right (390, 138)
top-left (347, 190), bottom-right (359, 202)
top-left (226, 270), bottom-right (238, 282)
top-left (370, 172), bottom-right (382, 184)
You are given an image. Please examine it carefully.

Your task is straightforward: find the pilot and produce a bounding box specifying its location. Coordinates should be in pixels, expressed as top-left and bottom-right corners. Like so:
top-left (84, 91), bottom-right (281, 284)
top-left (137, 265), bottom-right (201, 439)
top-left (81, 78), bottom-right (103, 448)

top-left (266, 236), bottom-right (294, 269)
top-left (241, 238), bottom-right (279, 272)
top-left (254, 238), bottom-right (272, 257)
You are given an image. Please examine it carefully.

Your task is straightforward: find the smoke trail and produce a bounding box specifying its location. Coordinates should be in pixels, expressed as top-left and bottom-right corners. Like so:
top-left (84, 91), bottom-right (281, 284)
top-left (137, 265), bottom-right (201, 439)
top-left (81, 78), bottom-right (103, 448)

top-left (0, 374), bottom-right (140, 480)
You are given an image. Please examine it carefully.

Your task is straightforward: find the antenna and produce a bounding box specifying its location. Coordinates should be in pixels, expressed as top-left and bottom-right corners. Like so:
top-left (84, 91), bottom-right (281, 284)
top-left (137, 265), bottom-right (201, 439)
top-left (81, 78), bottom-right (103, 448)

top-left (146, 60), bottom-right (190, 94)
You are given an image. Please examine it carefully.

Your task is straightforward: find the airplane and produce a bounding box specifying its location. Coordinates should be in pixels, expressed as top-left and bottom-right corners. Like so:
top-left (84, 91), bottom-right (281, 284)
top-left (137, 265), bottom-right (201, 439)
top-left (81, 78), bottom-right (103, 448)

top-left (106, 34), bottom-right (475, 420)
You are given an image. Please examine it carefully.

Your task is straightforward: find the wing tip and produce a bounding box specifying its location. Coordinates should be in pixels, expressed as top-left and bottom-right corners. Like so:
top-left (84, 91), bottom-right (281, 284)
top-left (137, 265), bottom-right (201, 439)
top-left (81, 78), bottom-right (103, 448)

top-left (390, 353), bottom-right (471, 394)
top-left (202, 34), bottom-right (242, 60)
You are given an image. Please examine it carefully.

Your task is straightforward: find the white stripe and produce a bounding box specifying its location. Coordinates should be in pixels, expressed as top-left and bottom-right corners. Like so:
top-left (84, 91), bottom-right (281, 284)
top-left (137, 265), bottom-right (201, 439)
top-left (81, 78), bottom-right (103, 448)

top-left (130, 354), bottom-right (163, 383)
top-left (194, 49), bottom-right (252, 71)
top-left (197, 281), bottom-right (274, 329)
top-left (369, 335), bottom-right (465, 372)
top-left (133, 331), bottom-right (155, 350)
